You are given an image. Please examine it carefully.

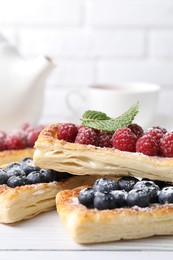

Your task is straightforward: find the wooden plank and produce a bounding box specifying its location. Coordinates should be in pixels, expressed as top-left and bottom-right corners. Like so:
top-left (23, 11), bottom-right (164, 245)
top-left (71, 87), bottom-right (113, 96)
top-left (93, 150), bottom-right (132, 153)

top-left (1, 211), bottom-right (173, 251)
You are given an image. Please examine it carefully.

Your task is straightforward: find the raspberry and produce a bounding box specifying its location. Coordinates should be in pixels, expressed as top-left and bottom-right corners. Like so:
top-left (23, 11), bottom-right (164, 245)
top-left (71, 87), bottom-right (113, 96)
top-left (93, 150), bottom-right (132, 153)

top-left (160, 132), bottom-right (173, 157)
top-left (112, 127), bottom-right (137, 152)
top-left (0, 131), bottom-right (7, 151)
top-left (75, 127), bottom-right (98, 146)
top-left (20, 123), bottom-right (32, 132)
top-left (145, 127), bottom-right (164, 142)
top-left (136, 134), bottom-right (159, 156)
top-left (58, 123), bottom-right (78, 143)
top-left (98, 133), bottom-right (113, 148)
top-left (153, 126), bottom-right (167, 135)
top-left (5, 130), bottom-right (27, 150)
top-left (27, 128), bottom-right (42, 147)
top-left (128, 123), bottom-right (144, 139)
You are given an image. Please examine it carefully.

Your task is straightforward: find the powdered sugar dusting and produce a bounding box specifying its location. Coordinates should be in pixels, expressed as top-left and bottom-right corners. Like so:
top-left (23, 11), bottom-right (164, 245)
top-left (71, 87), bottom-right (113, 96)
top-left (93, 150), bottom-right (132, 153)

top-left (72, 197), bottom-right (79, 205)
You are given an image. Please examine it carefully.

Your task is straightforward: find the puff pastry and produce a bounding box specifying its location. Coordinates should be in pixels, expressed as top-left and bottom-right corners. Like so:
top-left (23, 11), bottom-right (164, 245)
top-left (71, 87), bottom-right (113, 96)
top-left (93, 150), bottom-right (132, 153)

top-left (0, 175), bottom-right (100, 224)
top-left (56, 186), bottom-right (173, 244)
top-left (0, 148), bottom-right (34, 167)
top-left (34, 124), bottom-right (173, 182)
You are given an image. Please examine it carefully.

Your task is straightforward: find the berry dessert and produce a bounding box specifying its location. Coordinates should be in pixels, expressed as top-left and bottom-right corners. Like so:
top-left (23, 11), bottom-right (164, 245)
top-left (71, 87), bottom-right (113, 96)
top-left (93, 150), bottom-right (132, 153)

top-left (0, 158), bottom-right (99, 223)
top-left (0, 123), bottom-right (44, 166)
top-left (56, 177), bottom-right (173, 244)
top-left (34, 121), bottom-right (173, 183)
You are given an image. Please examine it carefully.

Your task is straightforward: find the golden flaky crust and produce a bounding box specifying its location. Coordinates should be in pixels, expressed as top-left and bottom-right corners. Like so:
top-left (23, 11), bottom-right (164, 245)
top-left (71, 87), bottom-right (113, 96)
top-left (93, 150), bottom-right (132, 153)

top-left (34, 124), bottom-right (173, 182)
top-left (56, 186), bottom-right (173, 244)
top-left (0, 148), bottom-right (34, 167)
top-left (0, 175), bottom-right (100, 224)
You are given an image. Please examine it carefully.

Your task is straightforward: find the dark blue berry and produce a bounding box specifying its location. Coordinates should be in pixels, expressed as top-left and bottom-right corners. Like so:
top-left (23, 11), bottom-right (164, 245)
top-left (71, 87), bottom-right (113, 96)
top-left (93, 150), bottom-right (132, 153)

top-left (7, 176), bottom-right (27, 188)
top-left (117, 176), bottom-right (139, 192)
top-left (6, 163), bottom-right (21, 171)
top-left (40, 169), bottom-right (56, 182)
top-left (134, 180), bottom-right (160, 203)
top-left (158, 186), bottom-right (173, 204)
top-left (110, 190), bottom-right (127, 207)
top-left (0, 169), bottom-right (8, 184)
top-left (93, 178), bottom-right (118, 193)
top-left (26, 171), bottom-right (46, 184)
top-left (142, 178), bottom-right (166, 190)
top-left (6, 169), bottom-right (26, 179)
top-left (53, 171), bottom-right (71, 181)
top-left (127, 189), bottom-right (150, 208)
top-left (20, 158), bottom-right (33, 164)
top-left (94, 192), bottom-right (116, 210)
top-left (78, 188), bottom-right (95, 208)
top-left (20, 158), bottom-right (40, 175)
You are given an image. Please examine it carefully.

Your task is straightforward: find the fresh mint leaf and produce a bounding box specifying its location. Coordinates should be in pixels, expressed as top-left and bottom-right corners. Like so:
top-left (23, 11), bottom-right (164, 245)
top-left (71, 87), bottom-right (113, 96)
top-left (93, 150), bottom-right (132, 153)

top-left (82, 110), bottom-right (111, 121)
top-left (81, 102), bottom-right (139, 132)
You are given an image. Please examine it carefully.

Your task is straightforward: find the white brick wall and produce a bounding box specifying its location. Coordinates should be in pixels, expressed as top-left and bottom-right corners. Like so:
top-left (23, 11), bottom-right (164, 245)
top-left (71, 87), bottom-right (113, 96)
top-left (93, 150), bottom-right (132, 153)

top-left (86, 0), bottom-right (173, 27)
top-left (1, 0), bottom-right (173, 124)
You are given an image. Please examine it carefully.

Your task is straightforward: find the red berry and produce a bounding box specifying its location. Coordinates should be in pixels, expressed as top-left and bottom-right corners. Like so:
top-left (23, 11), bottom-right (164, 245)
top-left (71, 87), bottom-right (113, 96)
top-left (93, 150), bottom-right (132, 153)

top-left (58, 123), bottom-right (78, 143)
top-left (160, 132), bottom-right (173, 157)
top-left (20, 122), bottom-right (32, 131)
top-left (0, 131), bottom-right (7, 151)
top-left (5, 130), bottom-right (27, 150)
top-left (27, 129), bottom-right (42, 147)
top-left (75, 127), bottom-right (98, 146)
top-left (78, 126), bottom-right (101, 135)
top-left (153, 126), bottom-right (167, 135)
top-left (98, 133), bottom-right (113, 148)
top-left (136, 134), bottom-right (159, 156)
top-left (145, 127), bottom-right (164, 142)
top-left (128, 123), bottom-right (144, 139)
top-left (112, 127), bottom-right (137, 152)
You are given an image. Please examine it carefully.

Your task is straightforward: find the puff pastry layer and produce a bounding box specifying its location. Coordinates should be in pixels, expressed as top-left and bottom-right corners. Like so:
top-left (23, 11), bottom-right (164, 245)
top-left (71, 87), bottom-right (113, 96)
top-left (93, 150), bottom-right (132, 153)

top-left (34, 124), bottom-right (173, 182)
top-left (56, 186), bottom-right (173, 244)
top-left (0, 175), bottom-right (99, 224)
top-left (0, 148), bottom-right (34, 167)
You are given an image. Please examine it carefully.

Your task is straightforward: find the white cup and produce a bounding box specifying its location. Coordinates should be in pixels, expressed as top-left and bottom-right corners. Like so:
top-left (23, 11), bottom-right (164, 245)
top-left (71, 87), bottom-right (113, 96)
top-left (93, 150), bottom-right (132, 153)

top-left (66, 82), bottom-right (161, 128)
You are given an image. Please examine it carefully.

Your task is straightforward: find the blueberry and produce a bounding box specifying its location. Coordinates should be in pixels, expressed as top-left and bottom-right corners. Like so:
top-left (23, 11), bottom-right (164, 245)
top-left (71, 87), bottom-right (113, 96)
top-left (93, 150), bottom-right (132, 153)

top-left (26, 171), bottom-right (46, 184)
top-left (20, 158), bottom-right (33, 164)
top-left (7, 176), bottom-right (27, 188)
top-left (110, 190), bottom-right (127, 207)
top-left (53, 171), bottom-right (71, 181)
top-left (6, 163), bottom-right (21, 171)
top-left (117, 176), bottom-right (139, 192)
top-left (158, 186), bottom-right (173, 204)
top-left (78, 188), bottom-right (95, 208)
top-left (93, 178), bottom-right (118, 193)
top-left (0, 169), bottom-right (8, 184)
top-left (127, 189), bottom-right (150, 208)
top-left (155, 180), bottom-right (171, 189)
top-left (142, 178), bottom-right (166, 190)
top-left (134, 180), bottom-right (160, 203)
top-left (6, 169), bottom-right (26, 179)
top-left (94, 192), bottom-right (116, 210)
top-left (20, 158), bottom-right (40, 175)
top-left (40, 169), bottom-right (56, 182)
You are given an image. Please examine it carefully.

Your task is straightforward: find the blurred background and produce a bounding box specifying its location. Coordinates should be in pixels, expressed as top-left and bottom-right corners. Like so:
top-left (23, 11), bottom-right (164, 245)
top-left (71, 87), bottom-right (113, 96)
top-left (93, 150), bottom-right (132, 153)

top-left (1, 0), bottom-right (173, 126)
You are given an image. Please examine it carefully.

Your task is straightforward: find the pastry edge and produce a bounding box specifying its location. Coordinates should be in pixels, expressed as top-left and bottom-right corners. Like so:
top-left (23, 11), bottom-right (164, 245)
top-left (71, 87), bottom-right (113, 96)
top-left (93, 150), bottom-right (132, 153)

top-left (56, 186), bottom-right (173, 244)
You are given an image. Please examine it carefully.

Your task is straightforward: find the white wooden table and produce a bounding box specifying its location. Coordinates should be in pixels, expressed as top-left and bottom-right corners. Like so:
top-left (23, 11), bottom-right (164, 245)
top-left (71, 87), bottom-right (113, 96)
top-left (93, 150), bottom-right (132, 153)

top-left (1, 209), bottom-right (173, 260)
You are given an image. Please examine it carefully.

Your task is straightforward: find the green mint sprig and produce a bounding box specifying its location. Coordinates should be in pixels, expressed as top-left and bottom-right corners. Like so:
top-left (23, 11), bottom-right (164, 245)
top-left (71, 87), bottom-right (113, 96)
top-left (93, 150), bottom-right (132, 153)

top-left (81, 102), bottom-right (139, 132)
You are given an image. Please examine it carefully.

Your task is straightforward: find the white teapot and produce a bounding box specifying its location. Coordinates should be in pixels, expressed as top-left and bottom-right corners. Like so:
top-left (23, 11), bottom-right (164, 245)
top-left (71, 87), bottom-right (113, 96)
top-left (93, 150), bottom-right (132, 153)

top-left (0, 35), bottom-right (55, 132)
